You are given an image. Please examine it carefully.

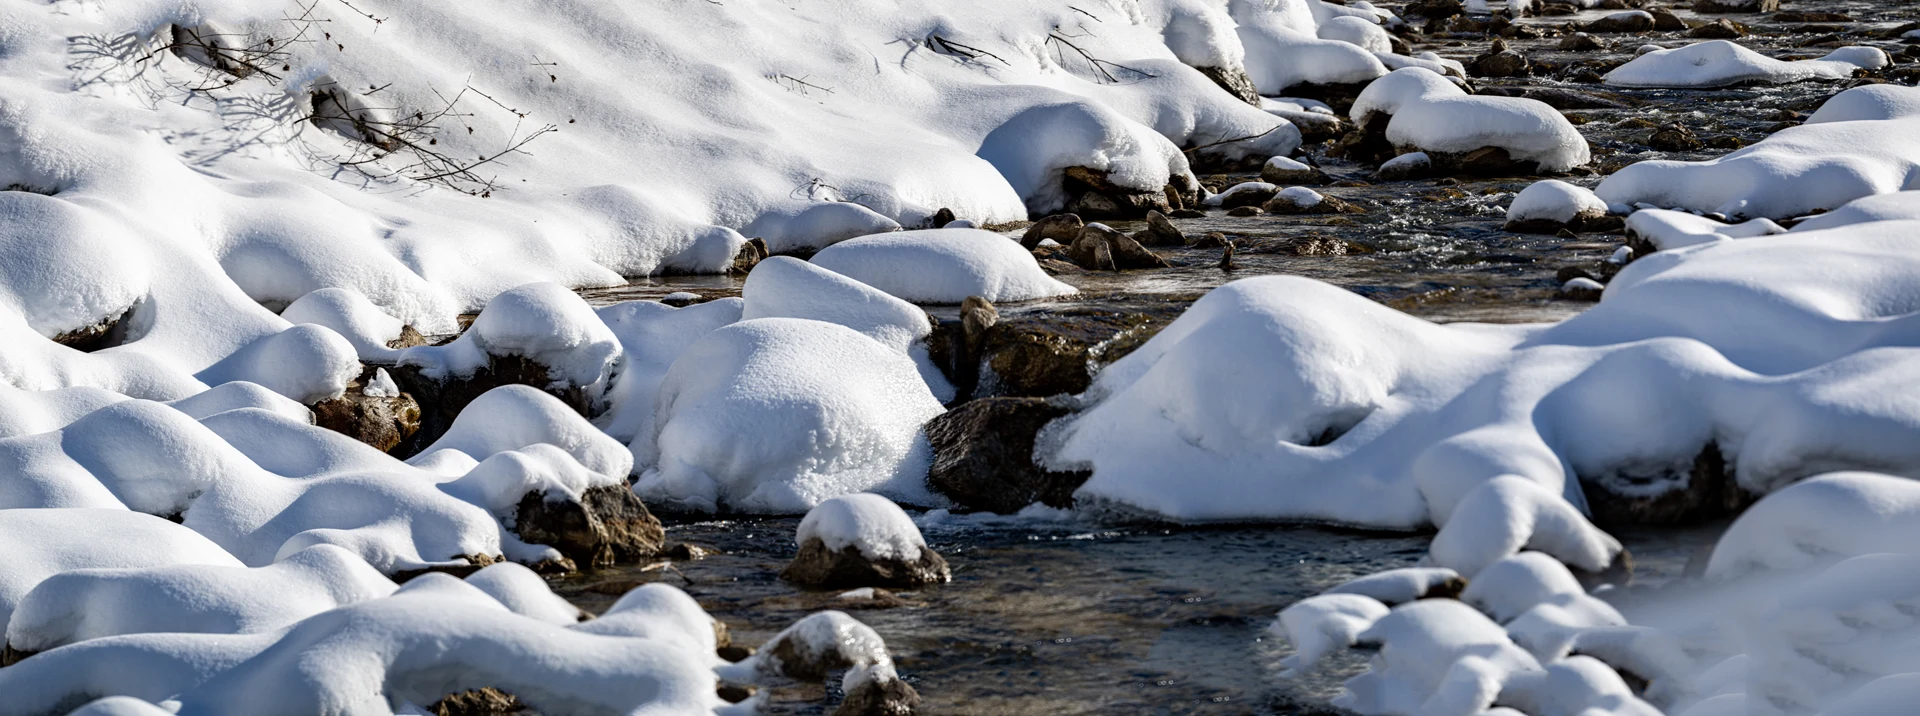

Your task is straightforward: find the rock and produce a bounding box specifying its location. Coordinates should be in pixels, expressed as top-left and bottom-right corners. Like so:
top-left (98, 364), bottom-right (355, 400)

top-left (388, 354), bottom-right (597, 457)
top-left (1195, 65), bottom-right (1261, 106)
top-left (1134, 210), bottom-right (1186, 247)
top-left (1273, 80), bottom-right (1371, 116)
top-left (1468, 39), bottom-right (1531, 78)
top-left (1559, 32), bottom-right (1607, 52)
top-left (781, 535), bottom-right (949, 591)
top-left (1404, 0), bottom-right (1464, 28)
top-left (1375, 151), bottom-right (1434, 180)
top-left (1168, 208), bottom-right (1206, 219)
top-left (1289, 236), bottom-right (1353, 256)
top-left (731, 237), bottom-right (767, 275)
top-left (1705, 135), bottom-right (1744, 150)
top-left (1066, 223), bottom-right (1170, 271)
top-left (430, 688), bottom-right (527, 716)
top-left (1691, 0), bottom-right (1774, 13)
top-left (1559, 276), bottom-right (1606, 301)
top-left (50, 306), bottom-right (137, 353)
top-left (1688, 19), bottom-right (1744, 38)
top-left (1021, 213), bottom-right (1084, 250)
top-left (512, 485), bottom-right (665, 569)
top-left (929, 207), bottom-right (957, 228)
top-left (1214, 183), bottom-right (1278, 209)
top-left (1218, 241), bottom-right (1237, 270)
top-left (1188, 231), bottom-right (1229, 248)
top-left (1540, 2), bottom-right (1580, 15)
top-left (837, 675), bottom-right (922, 716)
top-left (1225, 205), bottom-right (1263, 217)
top-left (1452, 146), bottom-right (1526, 175)
top-left (312, 368), bottom-right (422, 454)
top-left (926, 397), bottom-right (1087, 513)
top-left (1599, 0), bottom-right (1630, 8)
top-left (1581, 443), bottom-right (1757, 525)
top-left (1647, 6), bottom-right (1687, 31)
top-left (1260, 187), bottom-right (1364, 215)
top-left (388, 324), bottom-right (429, 350)
top-left (1583, 10), bottom-right (1654, 33)
top-left (972, 307), bottom-right (1169, 398)
top-left (1061, 166), bottom-right (1180, 220)
top-left (1648, 122), bottom-right (1703, 152)
top-left (1260, 156), bottom-right (1327, 185)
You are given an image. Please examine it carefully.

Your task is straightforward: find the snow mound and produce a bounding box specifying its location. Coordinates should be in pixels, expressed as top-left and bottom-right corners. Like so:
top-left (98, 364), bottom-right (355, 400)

top-left (399, 282), bottom-right (622, 394)
top-left (1322, 567), bottom-right (1461, 605)
top-left (412, 384), bottom-right (634, 479)
top-left (809, 229), bottom-right (1078, 304)
top-left (796, 493), bottom-right (929, 561)
top-left (0, 508), bottom-right (243, 630)
top-left (638, 317), bottom-right (947, 513)
top-left (1791, 190), bottom-right (1920, 233)
top-left (1350, 68), bottom-right (1590, 172)
top-left (280, 288), bottom-right (407, 362)
top-left (741, 256), bottom-right (953, 401)
top-left (743, 202), bottom-right (903, 256)
top-left (1271, 593), bottom-right (1389, 675)
top-left (1507, 180), bottom-right (1607, 225)
top-left (592, 299), bottom-right (745, 469)
top-left (1231, 0), bottom-right (1389, 94)
top-left (1604, 41), bottom-right (1887, 88)
top-left (1624, 209), bottom-right (1786, 252)
top-left (1806, 83), bottom-right (1920, 125)
top-left (196, 324), bottom-right (360, 404)
top-left (1596, 87), bottom-right (1920, 219)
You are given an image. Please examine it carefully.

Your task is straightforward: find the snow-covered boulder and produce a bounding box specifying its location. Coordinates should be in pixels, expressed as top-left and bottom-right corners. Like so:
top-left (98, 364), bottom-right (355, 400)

top-left (742, 201), bottom-right (903, 256)
top-left (781, 493), bottom-right (950, 589)
top-left (397, 283), bottom-right (623, 418)
top-left (1504, 180), bottom-right (1611, 233)
top-left (1790, 190), bottom-right (1920, 233)
top-left (809, 229), bottom-right (1077, 304)
top-left (1604, 41), bottom-right (1886, 89)
top-left (1805, 83), bottom-right (1920, 125)
top-left (0, 509), bottom-right (245, 631)
top-left (637, 317), bottom-right (947, 513)
top-left (281, 288), bottom-right (408, 362)
top-left (1348, 68), bottom-right (1589, 173)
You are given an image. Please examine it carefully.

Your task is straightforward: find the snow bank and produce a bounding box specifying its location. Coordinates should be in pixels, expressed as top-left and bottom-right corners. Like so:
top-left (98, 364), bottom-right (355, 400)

top-left (1231, 0), bottom-right (1389, 94)
top-left (809, 229), bottom-right (1078, 304)
top-left (1791, 190), bottom-right (1920, 233)
top-left (1596, 85), bottom-right (1920, 219)
top-left (280, 288), bottom-right (407, 362)
top-left (638, 317), bottom-right (947, 513)
top-left (796, 493), bottom-right (929, 562)
top-left (1604, 41), bottom-right (1887, 88)
top-left (593, 299), bottom-right (745, 469)
top-left (1350, 68), bottom-right (1590, 171)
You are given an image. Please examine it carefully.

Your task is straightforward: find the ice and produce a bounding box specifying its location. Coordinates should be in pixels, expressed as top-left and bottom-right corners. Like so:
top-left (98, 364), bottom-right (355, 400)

top-left (1605, 41), bottom-right (1887, 89)
top-left (811, 229), bottom-right (1077, 304)
top-left (796, 493), bottom-right (928, 561)
top-left (1350, 68), bottom-right (1591, 172)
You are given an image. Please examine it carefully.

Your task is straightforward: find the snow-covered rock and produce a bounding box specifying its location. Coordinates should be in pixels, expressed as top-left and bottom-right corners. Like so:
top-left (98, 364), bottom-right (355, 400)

top-left (742, 201), bottom-right (903, 256)
top-left (1604, 41), bottom-right (1887, 89)
top-left (1350, 68), bottom-right (1590, 172)
top-left (781, 493), bottom-right (950, 589)
top-left (1504, 180), bottom-right (1610, 233)
top-left (808, 229), bottom-right (1077, 304)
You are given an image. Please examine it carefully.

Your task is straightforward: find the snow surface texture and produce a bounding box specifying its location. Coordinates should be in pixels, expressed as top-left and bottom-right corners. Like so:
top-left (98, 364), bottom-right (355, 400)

top-left (809, 229), bottom-right (1078, 304)
top-left (1604, 41), bottom-right (1887, 89)
top-left (796, 493), bottom-right (929, 561)
top-left (1597, 84), bottom-right (1920, 219)
top-left (1043, 220), bottom-right (1920, 579)
top-left (1350, 68), bottom-right (1590, 171)
top-left (1507, 180), bottom-right (1607, 225)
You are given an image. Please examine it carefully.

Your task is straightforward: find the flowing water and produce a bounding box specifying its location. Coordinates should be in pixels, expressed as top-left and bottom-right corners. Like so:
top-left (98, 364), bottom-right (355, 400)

top-left (564, 5), bottom-right (1917, 712)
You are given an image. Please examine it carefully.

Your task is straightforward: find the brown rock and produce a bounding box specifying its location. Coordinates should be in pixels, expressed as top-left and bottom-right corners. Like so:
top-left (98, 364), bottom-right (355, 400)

top-left (1648, 122), bottom-right (1703, 152)
top-left (1647, 6), bottom-right (1688, 31)
top-left (1188, 231), bottom-right (1228, 248)
top-left (1690, 0), bottom-right (1775, 12)
top-left (1582, 10), bottom-right (1654, 32)
top-left (781, 536), bottom-right (950, 590)
top-left (837, 676), bottom-right (923, 716)
top-left (929, 207), bottom-right (957, 228)
top-left (388, 355), bottom-right (596, 457)
top-left (1559, 32), bottom-right (1607, 52)
top-left (1261, 189), bottom-right (1363, 215)
top-left (1134, 210), bottom-right (1186, 246)
top-left (1688, 19), bottom-right (1744, 38)
top-left (430, 688), bottom-right (528, 716)
top-left (973, 308), bottom-right (1168, 398)
top-left (731, 237), bottom-right (767, 275)
top-left (1195, 65), bottom-right (1261, 106)
top-left (925, 397), bottom-right (1087, 513)
top-left (1468, 40), bottom-right (1531, 78)
top-left (1060, 166), bottom-right (1175, 219)
top-left (512, 485), bottom-right (665, 569)
top-left (311, 370), bottom-right (422, 454)
top-left (1021, 213), bottom-right (1084, 250)
top-left (1581, 443), bottom-right (1758, 525)
top-left (1066, 223), bottom-right (1170, 271)
top-left (50, 305), bottom-right (137, 353)
top-left (1225, 205), bottom-right (1264, 217)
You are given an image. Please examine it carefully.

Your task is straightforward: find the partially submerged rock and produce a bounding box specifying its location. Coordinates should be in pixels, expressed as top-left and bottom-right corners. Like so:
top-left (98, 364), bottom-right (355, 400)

top-left (1259, 155), bottom-right (1328, 185)
top-left (1261, 187), bottom-right (1364, 215)
top-left (1060, 166), bottom-right (1191, 220)
top-left (925, 397), bottom-right (1087, 513)
top-left (1469, 39), bottom-right (1532, 78)
top-left (972, 306), bottom-right (1169, 398)
top-left (1583, 10), bottom-right (1655, 33)
top-left (1066, 223), bottom-right (1170, 271)
top-left (513, 485), bottom-right (666, 568)
top-left (1133, 210), bottom-right (1186, 247)
top-left (1021, 213), bottom-right (1084, 250)
top-left (781, 495), bottom-right (949, 590)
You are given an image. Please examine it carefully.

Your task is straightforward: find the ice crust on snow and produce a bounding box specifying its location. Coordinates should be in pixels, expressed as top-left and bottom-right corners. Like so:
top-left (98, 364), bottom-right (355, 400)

top-left (1604, 41), bottom-right (1887, 89)
top-left (1350, 68), bottom-right (1590, 171)
top-left (808, 229), bottom-right (1078, 304)
top-left (795, 493), bottom-right (928, 562)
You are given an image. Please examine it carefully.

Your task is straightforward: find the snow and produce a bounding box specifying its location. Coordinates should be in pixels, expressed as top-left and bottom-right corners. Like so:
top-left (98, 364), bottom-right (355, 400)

top-left (637, 317), bottom-right (948, 513)
top-left (1231, 0), bottom-right (1390, 94)
top-left (1508, 180), bottom-right (1607, 225)
top-left (1379, 151), bottom-right (1431, 175)
top-left (280, 287), bottom-right (407, 362)
top-left (1318, 16), bottom-right (1393, 54)
top-left (1264, 155), bottom-right (1314, 175)
top-left (592, 298), bottom-right (745, 470)
top-left (1624, 209), bottom-right (1785, 251)
top-left (399, 282), bottom-right (622, 395)
top-left (412, 384), bottom-right (634, 479)
top-left (0, 508), bottom-right (244, 631)
top-left (1271, 593), bottom-right (1390, 675)
top-left (1350, 68), bottom-right (1591, 172)
top-left (196, 324), bottom-right (360, 404)
top-left (1596, 85), bottom-right (1920, 219)
top-left (740, 256), bottom-right (953, 400)
top-left (1805, 83), bottom-right (1920, 125)
top-left (1203, 181), bottom-right (1279, 207)
top-left (742, 201), bottom-right (902, 256)
top-left (795, 493), bottom-right (928, 561)
top-left (465, 562), bottom-right (586, 625)
top-left (1604, 41), bottom-right (1888, 88)
top-left (1322, 567), bottom-right (1460, 605)
top-left (808, 229), bottom-right (1078, 304)
top-left (1790, 190), bottom-right (1920, 233)
top-left (1270, 186), bottom-right (1325, 208)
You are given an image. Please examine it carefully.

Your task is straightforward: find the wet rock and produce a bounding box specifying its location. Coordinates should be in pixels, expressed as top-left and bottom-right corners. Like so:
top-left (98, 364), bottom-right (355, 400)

top-left (1688, 19), bottom-right (1744, 38)
top-left (1225, 205), bottom-right (1263, 217)
top-left (781, 535), bottom-right (950, 590)
top-left (1168, 208), bottom-right (1206, 219)
top-left (972, 307), bottom-right (1169, 398)
top-left (312, 368), bottom-right (422, 454)
top-left (1288, 236), bottom-right (1353, 256)
top-left (388, 324), bottom-right (429, 350)
top-left (929, 207), bottom-right (957, 229)
top-left (1500, 23), bottom-right (1544, 40)
top-left (1215, 184), bottom-right (1278, 209)
top-left (717, 684), bottom-right (755, 704)
top-left (1582, 443), bottom-right (1758, 525)
top-left (1261, 188), bottom-right (1364, 215)
top-left (1647, 6), bottom-right (1688, 31)
top-left (1648, 122), bottom-right (1703, 152)
top-left (926, 397), bottom-right (1086, 513)
top-left (1188, 231), bottom-right (1229, 248)
top-left (731, 237), bottom-right (768, 275)
top-left (1404, 0), bottom-right (1465, 30)
top-left (1705, 135), bottom-right (1745, 150)
top-left (1598, 0), bottom-right (1631, 8)
top-left (1691, 0), bottom-right (1774, 13)
top-left (1582, 10), bottom-right (1654, 33)
top-left (389, 355), bottom-right (597, 457)
top-left (1060, 166), bottom-right (1181, 220)
top-left (1218, 241), bottom-right (1237, 270)
top-left (392, 553), bottom-right (504, 582)
top-left (837, 675), bottom-right (922, 716)
top-left (1375, 151), bottom-right (1434, 181)
top-left (1559, 32), bottom-right (1607, 52)
top-left (1468, 40), bottom-right (1531, 78)
top-left (512, 485), bottom-right (666, 569)
top-left (1195, 65), bottom-right (1261, 106)
top-left (1260, 157), bottom-right (1328, 185)
top-left (1558, 276), bottom-right (1606, 301)
top-left (1067, 223), bottom-right (1170, 271)
top-left (1332, 111), bottom-right (1398, 166)
top-left (1021, 213), bottom-right (1084, 250)
top-left (430, 688), bottom-right (528, 716)
top-left (1133, 210), bottom-right (1186, 247)
top-left (1439, 146), bottom-right (1530, 176)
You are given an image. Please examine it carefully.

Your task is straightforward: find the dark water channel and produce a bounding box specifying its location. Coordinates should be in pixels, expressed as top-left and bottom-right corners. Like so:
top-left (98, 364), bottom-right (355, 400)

top-left (561, 4), bottom-right (1918, 712)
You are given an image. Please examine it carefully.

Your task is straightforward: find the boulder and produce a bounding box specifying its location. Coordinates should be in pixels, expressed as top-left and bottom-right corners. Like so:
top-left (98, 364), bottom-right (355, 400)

top-left (1260, 188), bottom-right (1364, 215)
top-left (780, 534), bottom-right (950, 591)
top-left (1648, 122), bottom-right (1703, 152)
top-left (1582, 10), bottom-right (1655, 33)
top-left (430, 689), bottom-right (525, 716)
top-left (1260, 156), bottom-right (1328, 185)
top-left (1195, 65), bottom-right (1261, 106)
top-left (1066, 223), bottom-right (1170, 271)
top-left (925, 397), bottom-right (1088, 513)
top-left (1688, 19), bottom-right (1745, 38)
top-left (1580, 443), bottom-right (1758, 525)
top-left (1021, 213), bottom-right (1084, 250)
top-left (837, 674), bottom-right (922, 716)
top-left (1133, 210), bottom-right (1186, 246)
top-left (1468, 40), bottom-right (1532, 78)
top-left (311, 367), bottom-right (422, 454)
top-left (731, 237), bottom-right (767, 275)
top-left (929, 207), bottom-right (957, 229)
top-left (973, 306), bottom-right (1170, 398)
top-left (1647, 6), bottom-right (1688, 30)
top-left (389, 354), bottom-right (597, 457)
top-left (50, 305), bottom-right (138, 353)
top-left (1060, 166), bottom-right (1188, 220)
top-left (512, 485), bottom-right (666, 568)
top-left (1558, 32), bottom-right (1607, 52)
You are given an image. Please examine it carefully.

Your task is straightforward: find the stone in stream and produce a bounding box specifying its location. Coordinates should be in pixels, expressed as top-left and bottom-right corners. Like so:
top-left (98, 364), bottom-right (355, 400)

top-left (1688, 19), bottom-right (1745, 39)
top-left (1559, 276), bottom-right (1606, 301)
top-left (1559, 32), bottom-right (1607, 52)
top-left (1580, 443), bottom-right (1757, 526)
top-left (1261, 187), bottom-right (1364, 215)
top-left (1225, 205), bottom-right (1264, 217)
top-left (1469, 39), bottom-right (1532, 78)
top-left (731, 237), bottom-right (768, 275)
top-left (388, 354), bottom-right (598, 457)
top-left (1691, 0), bottom-right (1775, 13)
top-left (1582, 10), bottom-right (1655, 33)
top-left (966, 306), bottom-right (1171, 399)
top-left (1189, 231), bottom-right (1228, 248)
top-left (1066, 223), bottom-right (1170, 271)
top-left (1259, 155), bottom-right (1328, 185)
top-left (1020, 213), bottom-right (1083, 250)
top-left (512, 485), bottom-right (666, 569)
top-left (1646, 6), bottom-right (1688, 31)
top-left (1060, 166), bottom-right (1192, 220)
top-left (1648, 122), bottom-right (1704, 152)
top-left (1133, 210), bottom-right (1186, 246)
top-left (781, 496), bottom-right (950, 590)
top-left (311, 366), bottom-right (422, 454)
top-left (429, 688), bottom-right (526, 716)
top-left (1218, 240), bottom-right (1238, 270)
top-left (754, 611), bottom-right (923, 715)
top-left (925, 397), bottom-right (1088, 513)
top-left (1402, 0), bottom-right (1464, 31)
